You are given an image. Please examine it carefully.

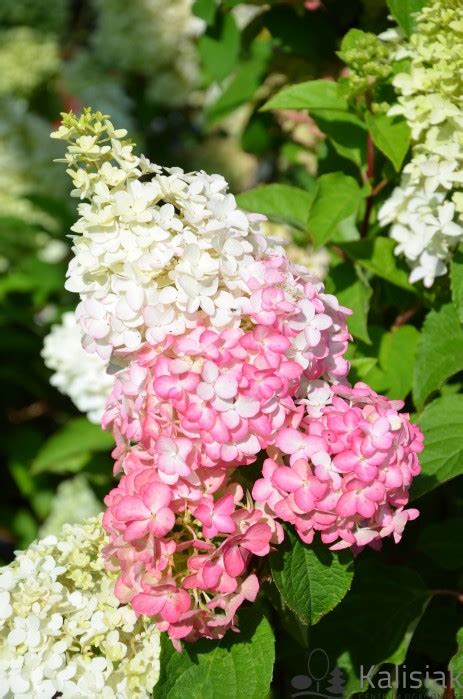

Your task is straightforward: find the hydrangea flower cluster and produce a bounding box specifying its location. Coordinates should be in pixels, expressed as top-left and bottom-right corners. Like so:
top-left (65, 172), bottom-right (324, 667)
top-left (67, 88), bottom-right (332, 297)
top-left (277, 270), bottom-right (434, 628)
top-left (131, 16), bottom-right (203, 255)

top-left (42, 311), bottom-right (114, 423)
top-left (378, 0), bottom-right (463, 287)
top-left (0, 517), bottom-right (161, 698)
top-left (92, 0), bottom-right (205, 106)
top-left (50, 109), bottom-right (423, 645)
top-left (253, 383), bottom-right (423, 550)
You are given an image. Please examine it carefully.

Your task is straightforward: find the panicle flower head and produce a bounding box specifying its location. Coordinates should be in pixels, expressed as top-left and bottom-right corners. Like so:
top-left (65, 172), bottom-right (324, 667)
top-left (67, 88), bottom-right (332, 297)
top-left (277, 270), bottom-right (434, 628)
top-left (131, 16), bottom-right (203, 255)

top-left (379, 0), bottom-right (463, 287)
top-left (0, 517), bottom-right (161, 698)
top-left (51, 109), bottom-right (424, 647)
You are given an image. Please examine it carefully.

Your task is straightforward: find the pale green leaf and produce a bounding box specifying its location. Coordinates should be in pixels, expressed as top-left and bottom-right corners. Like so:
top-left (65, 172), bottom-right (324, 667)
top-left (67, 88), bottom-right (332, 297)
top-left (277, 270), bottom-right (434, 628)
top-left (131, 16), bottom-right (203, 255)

top-left (236, 184), bottom-right (313, 231)
top-left (262, 79), bottom-right (349, 113)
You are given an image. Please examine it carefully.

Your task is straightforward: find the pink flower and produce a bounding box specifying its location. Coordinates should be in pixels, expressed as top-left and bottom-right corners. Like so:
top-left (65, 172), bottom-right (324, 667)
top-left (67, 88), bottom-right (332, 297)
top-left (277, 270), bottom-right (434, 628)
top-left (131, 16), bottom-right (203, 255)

top-left (222, 522), bottom-right (272, 577)
top-left (132, 584), bottom-right (191, 623)
top-left (194, 494), bottom-right (237, 538)
top-left (115, 482), bottom-right (175, 540)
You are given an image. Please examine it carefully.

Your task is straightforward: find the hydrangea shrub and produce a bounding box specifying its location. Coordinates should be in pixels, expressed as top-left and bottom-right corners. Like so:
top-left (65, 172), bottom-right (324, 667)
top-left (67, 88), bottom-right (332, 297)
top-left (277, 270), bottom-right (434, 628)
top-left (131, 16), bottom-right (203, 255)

top-left (2, 0), bottom-right (463, 696)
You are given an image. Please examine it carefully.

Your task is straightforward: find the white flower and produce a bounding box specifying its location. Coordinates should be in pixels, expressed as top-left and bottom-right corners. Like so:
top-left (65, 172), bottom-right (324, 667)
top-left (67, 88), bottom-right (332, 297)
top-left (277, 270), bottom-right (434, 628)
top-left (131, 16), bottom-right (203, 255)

top-left (42, 311), bottom-right (114, 422)
top-left (0, 517), bottom-right (161, 699)
top-left (55, 116), bottom-right (278, 358)
top-left (409, 251), bottom-right (448, 287)
top-left (379, 0), bottom-right (463, 287)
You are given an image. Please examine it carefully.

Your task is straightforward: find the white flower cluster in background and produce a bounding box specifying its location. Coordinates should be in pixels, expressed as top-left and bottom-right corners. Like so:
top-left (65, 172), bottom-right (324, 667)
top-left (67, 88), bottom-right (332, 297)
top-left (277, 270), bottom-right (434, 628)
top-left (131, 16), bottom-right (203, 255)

top-left (51, 110), bottom-right (282, 360)
top-left (92, 0), bottom-right (205, 106)
top-left (0, 517), bottom-right (161, 698)
top-left (39, 476), bottom-right (102, 538)
top-left (378, 0), bottom-right (463, 287)
top-left (0, 27), bottom-right (59, 98)
top-left (42, 312), bottom-right (114, 422)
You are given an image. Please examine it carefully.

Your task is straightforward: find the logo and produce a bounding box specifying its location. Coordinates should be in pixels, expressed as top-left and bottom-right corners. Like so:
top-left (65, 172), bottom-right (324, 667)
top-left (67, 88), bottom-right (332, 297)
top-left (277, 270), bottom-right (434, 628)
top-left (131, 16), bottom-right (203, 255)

top-left (291, 648), bottom-right (345, 698)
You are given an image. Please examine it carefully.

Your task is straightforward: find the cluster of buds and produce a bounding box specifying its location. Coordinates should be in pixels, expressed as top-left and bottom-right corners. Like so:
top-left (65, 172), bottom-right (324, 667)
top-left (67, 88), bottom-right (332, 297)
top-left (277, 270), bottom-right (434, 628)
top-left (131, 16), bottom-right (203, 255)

top-left (52, 109), bottom-right (423, 645)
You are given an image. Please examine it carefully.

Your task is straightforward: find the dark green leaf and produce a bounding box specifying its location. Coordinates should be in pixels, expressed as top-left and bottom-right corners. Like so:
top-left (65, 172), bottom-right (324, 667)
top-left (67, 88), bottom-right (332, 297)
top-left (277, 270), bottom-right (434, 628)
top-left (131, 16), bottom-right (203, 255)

top-left (365, 113), bottom-right (411, 171)
top-left (341, 237), bottom-right (417, 292)
top-left (412, 395), bottom-right (463, 499)
top-left (152, 605), bottom-right (275, 699)
top-left (386, 0), bottom-right (428, 36)
top-left (236, 184), bottom-right (313, 231)
top-left (314, 561), bottom-right (429, 668)
top-left (307, 173), bottom-right (363, 246)
top-left (314, 112), bottom-right (367, 169)
top-left (31, 418), bottom-right (114, 475)
top-left (418, 518), bottom-right (463, 570)
top-left (412, 304), bottom-right (463, 408)
top-left (270, 527), bottom-right (354, 626)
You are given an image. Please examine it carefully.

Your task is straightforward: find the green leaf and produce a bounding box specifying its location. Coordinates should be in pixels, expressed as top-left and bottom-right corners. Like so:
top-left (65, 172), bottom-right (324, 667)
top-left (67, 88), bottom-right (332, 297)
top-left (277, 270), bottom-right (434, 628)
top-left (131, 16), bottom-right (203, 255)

top-left (327, 263), bottom-right (371, 343)
top-left (386, 0), bottom-right (428, 37)
top-left (199, 13), bottom-right (240, 83)
top-left (378, 325), bottom-right (420, 399)
top-left (307, 173), bottom-right (363, 246)
top-left (270, 527), bottom-right (354, 626)
top-left (418, 517), bottom-right (463, 570)
top-left (31, 418), bottom-right (114, 475)
top-left (412, 304), bottom-right (463, 408)
top-left (152, 605), bottom-right (275, 699)
top-left (236, 184), bottom-right (313, 231)
top-left (449, 628), bottom-right (463, 682)
top-left (450, 245), bottom-right (463, 324)
top-left (192, 0), bottom-right (216, 24)
top-left (365, 113), bottom-right (411, 171)
top-left (314, 561), bottom-right (429, 668)
top-left (262, 79), bottom-right (349, 113)
top-left (206, 42), bottom-right (271, 125)
top-left (341, 237), bottom-right (417, 292)
top-left (314, 112), bottom-right (367, 169)
top-left (412, 395), bottom-right (463, 499)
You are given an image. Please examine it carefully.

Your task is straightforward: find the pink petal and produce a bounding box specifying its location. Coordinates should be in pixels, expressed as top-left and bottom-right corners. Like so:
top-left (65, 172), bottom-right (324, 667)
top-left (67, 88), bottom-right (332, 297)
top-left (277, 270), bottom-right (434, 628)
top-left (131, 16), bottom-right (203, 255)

top-left (215, 375), bottom-right (239, 399)
top-left (132, 593), bottom-right (165, 617)
top-left (143, 482), bottom-right (172, 512)
top-left (272, 466), bottom-right (302, 492)
top-left (116, 496), bottom-right (150, 522)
